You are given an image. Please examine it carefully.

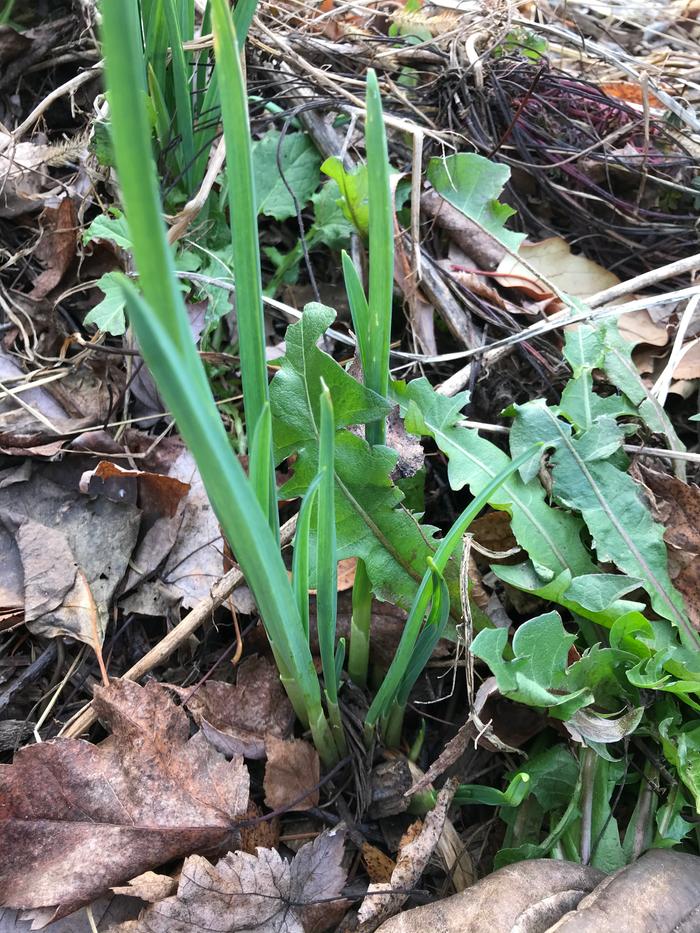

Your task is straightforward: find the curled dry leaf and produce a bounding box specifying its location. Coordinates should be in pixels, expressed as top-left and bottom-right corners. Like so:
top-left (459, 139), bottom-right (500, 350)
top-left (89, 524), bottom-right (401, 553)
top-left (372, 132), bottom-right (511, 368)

top-left (636, 466), bottom-right (700, 629)
top-left (80, 461), bottom-right (190, 518)
top-left (264, 736), bottom-right (321, 811)
top-left (120, 446), bottom-right (224, 615)
top-left (357, 778), bottom-right (458, 932)
top-left (177, 655), bottom-right (295, 760)
top-left (111, 872), bottom-right (178, 903)
top-left (0, 462), bottom-right (140, 644)
top-left (28, 198), bottom-right (78, 300)
top-left (496, 237), bottom-right (619, 301)
top-left (373, 858), bottom-right (604, 933)
top-left (111, 829), bottom-right (347, 933)
top-left (0, 680), bottom-right (249, 923)
top-left (361, 844), bottom-right (396, 884)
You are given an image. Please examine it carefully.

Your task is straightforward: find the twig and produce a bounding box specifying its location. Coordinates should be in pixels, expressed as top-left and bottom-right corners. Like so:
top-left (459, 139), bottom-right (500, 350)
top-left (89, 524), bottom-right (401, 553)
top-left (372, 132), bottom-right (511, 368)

top-left (438, 284), bottom-right (700, 396)
top-left (59, 514), bottom-right (298, 738)
top-left (587, 253), bottom-right (700, 309)
top-left (0, 67), bottom-right (102, 152)
top-left (167, 136), bottom-right (227, 245)
top-left (652, 294), bottom-right (699, 407)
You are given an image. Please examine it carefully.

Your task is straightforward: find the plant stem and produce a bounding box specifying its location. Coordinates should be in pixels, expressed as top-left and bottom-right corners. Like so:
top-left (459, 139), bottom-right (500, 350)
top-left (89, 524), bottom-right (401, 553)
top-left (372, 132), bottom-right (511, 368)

top-left (580, 746), bottom-right (597, 865)
top-left (349, 558), bottom-right (371, 687)
top-left (211, 0), bottom-right (278, 541)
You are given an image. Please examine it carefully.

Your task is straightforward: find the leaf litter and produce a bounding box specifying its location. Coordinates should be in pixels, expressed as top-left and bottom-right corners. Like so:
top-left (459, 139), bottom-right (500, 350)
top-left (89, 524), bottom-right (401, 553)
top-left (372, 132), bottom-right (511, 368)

top-left (2, 0), bottom-right (700, 929)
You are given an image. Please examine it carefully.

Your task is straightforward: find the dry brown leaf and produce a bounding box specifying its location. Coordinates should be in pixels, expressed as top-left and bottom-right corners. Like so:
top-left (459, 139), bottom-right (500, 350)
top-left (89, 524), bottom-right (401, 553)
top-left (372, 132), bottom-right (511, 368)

top-left (357, 779), bottom-right (458, 931)
top-left (0, 462), bottom-right (140, 644)
top-left (111, 829), bottom-right (347, 933)
top-left (111, 872), bottom-right (178, 903)
top-left (0, 346), bottom-right (75, 440)
top-left (0, 680), bottom-right (249, 922)
top-left (496, 237), bottom-right (619, 300)
top-left (0, 138), bottom-right (62, 217)
top-left (176, 655), bottom-right (295, 760)
top-left (362, 844), bottom-right (396, 884)
top-left (618, 308), bottom-right (669, 347)
top-left (239, 801), bottom-right (280, 855)
top-left (264, 737), bottom-right (320, 812)
top-left (337, 557), bottom-right (358, 591)
top-left (636, 467), bottom-right (700, 629)
top-left (673, 337), bottom-right (700, 380)
top-left (80, 461), bottom-right (190, 518)
top-left (120, 446), bottom-right (224, 614)
top-left (0, 894), bottom-right (144, 932)
top-left (28, 198), bottom-right (77, 300)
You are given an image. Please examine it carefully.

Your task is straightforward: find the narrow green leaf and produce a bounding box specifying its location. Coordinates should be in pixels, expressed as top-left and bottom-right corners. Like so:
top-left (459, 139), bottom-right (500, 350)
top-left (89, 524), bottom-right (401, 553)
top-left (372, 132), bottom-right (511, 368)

top-left (292, 474), bottom-right (321, 640)
top-left (164, 0), bottom-right (195, 191)
top-left (316, 382), bottom-right (339, 704)
top-left (249, 402), bottom-right (274, 526)
top-left (365, 69), bottom-right (394, 442)
top-left (341, 250), bottom-right (370, 373)
top-left (211, 0), bottom-right (277, 538)
top-left (365, 443), bottom-right (542, 729)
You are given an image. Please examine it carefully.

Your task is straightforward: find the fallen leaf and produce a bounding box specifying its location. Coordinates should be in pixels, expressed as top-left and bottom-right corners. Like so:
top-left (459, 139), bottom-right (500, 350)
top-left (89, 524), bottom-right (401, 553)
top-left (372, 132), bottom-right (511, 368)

top-left (496, 237), bottom-right (619, 300)
top-left (0, 138), bottom-right (62, 218)
top-left (264, 737), bottom-right (320, 812)
top-left (357, 779), bottom-right (458, 931)
top-left (0, 680), bottom-right (249, 922)
top-left (80, 460), bottom-right (190, 518)
top-left (120, 446), bottom-right (224, 614)
top-left (371, 858), bottom-right (604, 933)
top-left (361, 844), bottom-right (396, 884)
top-left (239, 801), bottom-right (280, 855)
top-left (176, 655), bottom-right (295, 760)
top-left (28, 198), bottom-right (77, 299)
top-left (337, 557), bottom-right (357, 591)
top-left (0, 462), bottom-right (140, 643)
top-left (111, 872), bottom-right (177, 903)
top-left (0, 346), bottom-right (75, 440)
top-left (0, 894), bottom-right (144, 932)
top-left (673, 337), bottom-right (700, 380)
top-left (111, 829), bottom-right (347, 933)
top-left (618, 308), bottom-right (669, 347)
top-left (636, 466), bottom-right (700, 629)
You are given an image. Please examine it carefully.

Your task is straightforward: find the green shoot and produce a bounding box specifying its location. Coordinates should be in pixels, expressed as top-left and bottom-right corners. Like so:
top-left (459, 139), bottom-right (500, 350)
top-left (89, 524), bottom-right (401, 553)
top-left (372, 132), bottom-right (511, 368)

top-left (292, 474), bottom-right (322, 641)
top-left (316, 381), bottom-right (346, 753)
top-left (101, 0), bottom-right (337, 766)
top-left (364, 68), bottom-right (394, 445)
top-left (163, 0), bottom-right (195, 193)
top-left (345, 71), bottom-right (394, 689)
top-left (211, 0), bottom-right (277, 538)
top-left (364, 443), bottom-right (542, 742)
top-left (348, 557), bottom-right (372, 687)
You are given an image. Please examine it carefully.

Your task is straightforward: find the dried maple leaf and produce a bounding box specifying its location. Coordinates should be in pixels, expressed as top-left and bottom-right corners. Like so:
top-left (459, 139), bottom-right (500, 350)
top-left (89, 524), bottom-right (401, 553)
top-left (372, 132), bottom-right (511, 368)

top-left (264, 737), bottom-right (320, 811)
top-left (175, 655), bottom-right (295, 760)
top-left (112, 829), bottom-right (347, 933)
top-left (0, 680), bottom-right (249, 923)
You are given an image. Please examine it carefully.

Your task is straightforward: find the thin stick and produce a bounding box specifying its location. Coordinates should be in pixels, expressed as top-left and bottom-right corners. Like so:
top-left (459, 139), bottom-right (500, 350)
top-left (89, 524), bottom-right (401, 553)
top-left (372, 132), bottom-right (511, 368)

top-left (0, 68), bottom-right (101, 152)
top-left (651, 294), bottom-right (699, 407)
top-left (59, 514), bottom-right (298, 739)
top-left (587, 253), bottom-right (700, 309)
